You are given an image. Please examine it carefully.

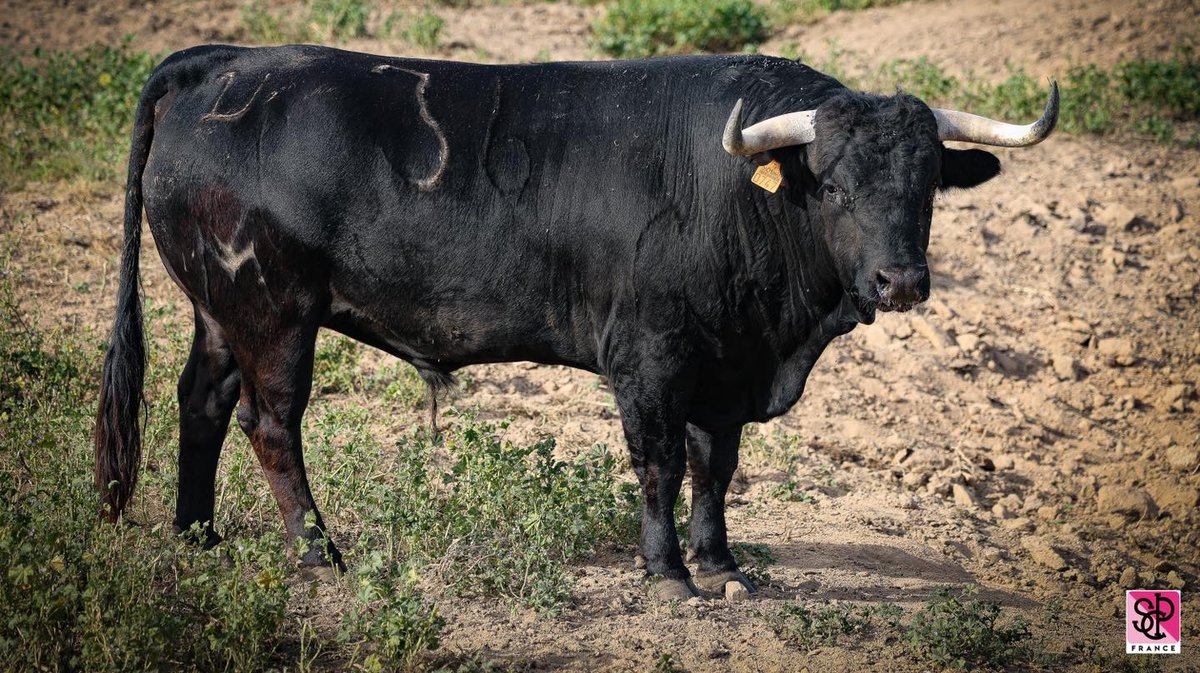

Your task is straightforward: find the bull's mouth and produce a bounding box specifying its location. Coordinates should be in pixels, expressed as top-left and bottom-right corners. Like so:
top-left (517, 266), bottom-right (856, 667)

top-left (850, 293), bottom-right (923, 322)
top-left (876, 299), bottom-right (920, 313)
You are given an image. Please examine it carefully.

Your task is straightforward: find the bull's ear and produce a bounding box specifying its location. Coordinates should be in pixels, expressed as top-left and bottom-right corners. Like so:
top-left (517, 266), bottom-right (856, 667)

top-left (940, 148), bottom-right (1000, 189)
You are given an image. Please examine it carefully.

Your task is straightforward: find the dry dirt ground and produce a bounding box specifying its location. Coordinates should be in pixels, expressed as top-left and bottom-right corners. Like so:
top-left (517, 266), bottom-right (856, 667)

top-left (2, 0), bottom-right (1199, 671)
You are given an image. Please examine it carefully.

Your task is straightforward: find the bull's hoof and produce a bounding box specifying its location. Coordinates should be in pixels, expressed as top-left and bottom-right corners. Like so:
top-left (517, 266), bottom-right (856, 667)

top-left (648, 576), bottom-right (702, 602)
top-left (172, 524), bottom-right (223, 550)
top-left (299, 563), bottom-right (343, 583)
top-left (694, 569), bottom-right (757, 598)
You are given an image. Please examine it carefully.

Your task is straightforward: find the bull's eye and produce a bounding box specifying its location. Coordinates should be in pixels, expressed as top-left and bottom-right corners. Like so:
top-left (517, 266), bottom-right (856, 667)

top-left (821, 183), bottom-right (851, 209)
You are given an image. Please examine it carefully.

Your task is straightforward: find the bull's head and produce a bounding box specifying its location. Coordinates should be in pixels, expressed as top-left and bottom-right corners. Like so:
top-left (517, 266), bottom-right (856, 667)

top-left (722, 83), bottom-right (1058, 320)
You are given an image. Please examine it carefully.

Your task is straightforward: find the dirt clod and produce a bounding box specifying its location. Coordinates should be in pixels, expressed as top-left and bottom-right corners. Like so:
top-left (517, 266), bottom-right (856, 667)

top-left (1097, 485), bottom-right (1158, 521)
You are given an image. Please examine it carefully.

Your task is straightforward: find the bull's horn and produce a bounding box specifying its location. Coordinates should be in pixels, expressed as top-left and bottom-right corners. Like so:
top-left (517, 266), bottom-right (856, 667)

top-left (722, 98), bottom-right (818, 156)
top-left (933, 80), bottom-right (1059, 147)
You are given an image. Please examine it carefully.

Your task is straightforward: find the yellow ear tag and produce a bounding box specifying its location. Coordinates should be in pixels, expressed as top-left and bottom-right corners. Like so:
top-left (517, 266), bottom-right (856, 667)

top-left (751, 160), bottom-right (783, 193)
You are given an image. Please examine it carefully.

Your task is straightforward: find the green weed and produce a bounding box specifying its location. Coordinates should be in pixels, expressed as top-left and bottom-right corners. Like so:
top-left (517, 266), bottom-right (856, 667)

top-left (730, 541), bottom-right (776, 586)
top-left (240, 0), bottom-right (385, 44)
top-left (905, 585), bottom-right (1033, 671)
top-left (401, 10), bottom-right (446, 51)
top-left (593, 0), bottom-right (768, 58)
top-left (772, 601), bottom-right (897, 648)
top-left (651, 652), bottom-right (688, 673)
top-left (367, 419), bottom-right (639, 611)
top-left (313, 332), bottom-right (365, 394)
top-left (769, 479), bottom-right (817, 503)
top-left (0, 43), bottom-right (156, 189)
top-left (338, 552), bottom-right (444, 672)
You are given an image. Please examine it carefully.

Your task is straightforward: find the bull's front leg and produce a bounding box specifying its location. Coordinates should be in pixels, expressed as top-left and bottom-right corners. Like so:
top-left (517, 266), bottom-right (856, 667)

top-left (686, 424), bottom-right (756, 595)
top-left (613, 384), bottom-right (699, 600)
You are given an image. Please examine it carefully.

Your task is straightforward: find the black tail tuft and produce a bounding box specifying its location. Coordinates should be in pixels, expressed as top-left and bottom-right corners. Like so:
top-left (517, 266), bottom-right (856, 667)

top-left (94, 78), bottom-right (159, 522)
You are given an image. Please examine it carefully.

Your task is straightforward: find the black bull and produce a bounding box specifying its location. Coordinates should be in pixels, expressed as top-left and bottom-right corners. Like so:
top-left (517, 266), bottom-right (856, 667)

top-left (94, 45), bottom-right (1056, 598)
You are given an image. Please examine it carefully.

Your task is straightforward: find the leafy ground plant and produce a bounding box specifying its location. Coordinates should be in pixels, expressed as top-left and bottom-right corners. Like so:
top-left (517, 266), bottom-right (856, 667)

top-left (362, 417), bottom-right (640, 611)
top-left (905, 585), bottom-right (1033, 671)
top-left (771, 600), bottom-right (901, 649)
top-left (241, 0), bottom-right (390, 44)
top-left (0, 42), bottom-right (155, 189)
top-left (593, 0), bottom-right (768, 58)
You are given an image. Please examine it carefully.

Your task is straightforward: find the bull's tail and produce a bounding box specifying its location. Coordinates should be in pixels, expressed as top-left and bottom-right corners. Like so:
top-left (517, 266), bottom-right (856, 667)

top-left (94, 72), bottom-right (163, 522)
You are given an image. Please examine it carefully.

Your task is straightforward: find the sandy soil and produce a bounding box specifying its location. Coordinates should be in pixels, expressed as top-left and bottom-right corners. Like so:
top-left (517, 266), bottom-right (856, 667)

top-left (2, 0), bottom-right (1198, 671)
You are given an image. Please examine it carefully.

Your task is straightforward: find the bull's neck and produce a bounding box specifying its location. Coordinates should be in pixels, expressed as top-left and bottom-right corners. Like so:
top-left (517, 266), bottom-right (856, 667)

top-left (747, 193), bottom-right (847, 351)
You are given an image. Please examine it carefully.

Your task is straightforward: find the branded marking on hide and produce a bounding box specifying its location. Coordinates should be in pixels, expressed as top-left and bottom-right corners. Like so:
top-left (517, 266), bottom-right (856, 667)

top-left (480, 80), bottom-right (530, 195)
top-left (371, 64), bottom-right (449, 191)
top-left (202, 71), bottom-right (271, 123)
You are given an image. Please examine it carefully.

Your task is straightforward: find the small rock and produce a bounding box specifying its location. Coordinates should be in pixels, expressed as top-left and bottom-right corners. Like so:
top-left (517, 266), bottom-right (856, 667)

top-left (1146, 481), bottom-right (1199, 518)
top-left (725, 582), bottom-right (751, 602)
top-left (892, 321), bottom-right (914, 340)
top-left (1097, 485), bottom-right (1157, 521)
top-left (1000, 517), bottom-right (1033, 531)
top-left (952, 483), bottom-right (979, 509)
top-left (1022, 538), bottom-right (1068, 570)
top-left (926, 476), bottom-right (952, 497)
top-left (992, 503), bottom-right (1013, 519)
top-left (1094, 202), bottom-right (1138, 229)
top-left (1159, 384), bottom-right (1192, 413)
top-left (1051, 351), bottom-right (1079, 381)
top-left (1097, 338), bottom-right (1137, 367)
top-left (1166, 444), bottom-right (1199, 472)
top-left (902, 471), bottom-right (929, 489)
top-left (1036, 505), bottom-right (1060, 521)
top-left (1166, 571), bottom-right (1186, 590)
top-left (992, 454), bottom-right (1016, 471)
top-left (1119, 567), bottom-right (1139, 589)
top-left (956, 332), bottom-right (980, 352)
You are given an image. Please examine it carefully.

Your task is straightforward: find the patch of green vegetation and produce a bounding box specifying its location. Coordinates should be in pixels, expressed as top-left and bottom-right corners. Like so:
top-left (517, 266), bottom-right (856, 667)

top-left (816, 49), bottom-right (1200, 145)
top-left (769, 478), bottom-right (817, 503)
top-left (337, 552), bottom-right (444, 671)
top-left (313, 332), bottom-right (365, 394)
top-left (241, 0), bottom-right (390, 44)
top-left (772, 601), bottom-right (900, 649)
top-left (905, 585), bottom-right (1033, 671)
top-left (0, 42), bottom-right (156, 189)
top-left (730, 541), bottom-right (777, 587)
top-left (400, 9), bottom-right (447, 51)
top-left (364, 418), bottom-right (639, 611)
top-left (592, 0), bottom-right (768, 58)
top-left (651, 652), bottom-right (689, 673)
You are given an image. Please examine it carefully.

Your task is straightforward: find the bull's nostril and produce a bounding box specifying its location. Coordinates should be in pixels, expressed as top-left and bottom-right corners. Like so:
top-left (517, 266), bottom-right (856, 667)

top-left (876, 270), bottom-right (893, 287)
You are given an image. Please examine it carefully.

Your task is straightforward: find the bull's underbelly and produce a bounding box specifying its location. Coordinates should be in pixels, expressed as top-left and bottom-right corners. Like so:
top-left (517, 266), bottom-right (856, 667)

top-left (322, 283), bottom-right (601, 375)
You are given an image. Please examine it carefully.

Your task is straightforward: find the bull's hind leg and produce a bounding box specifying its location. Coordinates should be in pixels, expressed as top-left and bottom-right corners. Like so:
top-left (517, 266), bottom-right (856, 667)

top-left (174, 306), bottom-right (240, 547)
top-left (233, 319), bottom-right (344, 572)
top-left (685, 424), bottom-right (756, 595)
